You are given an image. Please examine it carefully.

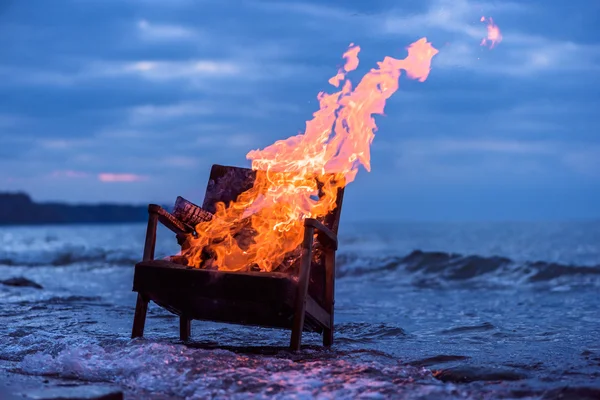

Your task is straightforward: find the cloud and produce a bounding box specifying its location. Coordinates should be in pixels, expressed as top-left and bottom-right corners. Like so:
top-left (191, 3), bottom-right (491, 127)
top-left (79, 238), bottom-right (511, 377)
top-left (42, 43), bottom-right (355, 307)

top-left (95, 129), bottom-right (148, 139)
top-left (161, 156), bottom-right (201, 168)
top-left (125, 0), bottom-right (194, 5)
top-left (381, 93), bottom-right (598, 144)
top-left (387, 1), bottom-right (600, 76)
top-left (392, 138), bottom-right (600, 181)
top-left (0, 114), bottom-right (27, 128)
top-left (136, 19), bottom-right (197, 41)
top-left (227, 133), bottom-right (257, 148)
top-left (1, 0), bottom-right (598, 218)
top-left (0, 7), bottom-right (323, 90)
top-left (0, 59), bottom-right (243, 87)
top-left (38, 139), bottom-right (95, 150)
top-left (382, 0), bottom-right (526, 39)
top-left (115, 60), bottom-right (242, 81)
top-left (254, 2), bottom-right (358, 21)
top-left (398, 138), bottom-right (556, 156)
top-left (382, 3), bottom-right (481, 40)
top-left (73, 0), bottom-right (195, 6)
top-left (0, 57), bottom-right (315, 90)
top-left (260, 0), bottom-right (600, 77)
top-left (259, 0), bottom-right (524, 40)
top-left (128, 102), bottom-right (216, 125)
top-left (49, 170), bottom-right (151, 182)
top-left (49, 170), bottom-right (90, 179)
top-left (125, 97), bottom-right (303, 126)
top-left (434, 35), bottom-right (600, 76)
top-left (98, 173), bottom-right (148, 182)
top-left (503, 38), bottom-right (600, 75)
top-left (561, 147), bottom-right (600, 178)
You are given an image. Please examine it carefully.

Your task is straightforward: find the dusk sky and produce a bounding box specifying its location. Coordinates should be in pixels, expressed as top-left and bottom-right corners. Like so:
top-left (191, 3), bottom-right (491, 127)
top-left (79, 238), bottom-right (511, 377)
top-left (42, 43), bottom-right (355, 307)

top-left (1, 0), bottom-right (598, 221)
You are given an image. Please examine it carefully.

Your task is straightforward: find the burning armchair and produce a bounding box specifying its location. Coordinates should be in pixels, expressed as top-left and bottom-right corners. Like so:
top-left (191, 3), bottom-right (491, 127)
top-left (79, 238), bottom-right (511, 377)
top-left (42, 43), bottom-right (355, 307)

top-left (131, 164), bottom-right (344, 351)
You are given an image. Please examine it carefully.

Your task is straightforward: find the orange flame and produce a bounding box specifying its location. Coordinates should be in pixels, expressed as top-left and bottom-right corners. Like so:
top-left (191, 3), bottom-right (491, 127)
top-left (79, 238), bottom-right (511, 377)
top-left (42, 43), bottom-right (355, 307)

top-left (328, 43), bottom-right (360, 87)
top-left (480, 16), bottom-right (502, 49)
top-left (183, 38), bottom-right (439, 272)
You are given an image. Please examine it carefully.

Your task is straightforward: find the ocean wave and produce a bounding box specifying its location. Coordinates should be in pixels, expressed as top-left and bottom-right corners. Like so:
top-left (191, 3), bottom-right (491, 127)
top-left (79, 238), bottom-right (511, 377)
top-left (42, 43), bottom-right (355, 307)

top-left (0, 248), bottom-right (139, 267)
top-left (16, 340), bottom-right (450, 399)
top-left (336, 250), bottom-right (600, 287)
top-left (2, 245), bottom-right (599, 287)
top-left (335, 323), bottom-right (408, 343)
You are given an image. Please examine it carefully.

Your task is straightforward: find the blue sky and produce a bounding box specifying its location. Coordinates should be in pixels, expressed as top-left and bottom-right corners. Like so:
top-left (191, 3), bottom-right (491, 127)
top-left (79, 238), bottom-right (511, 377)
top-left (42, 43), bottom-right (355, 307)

top-left (0, 0), bottom-right (599, 221)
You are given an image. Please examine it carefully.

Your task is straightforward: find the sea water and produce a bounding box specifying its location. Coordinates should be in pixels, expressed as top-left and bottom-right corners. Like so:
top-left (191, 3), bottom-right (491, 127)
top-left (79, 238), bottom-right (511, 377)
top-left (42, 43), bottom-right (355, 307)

top-left (1, 221), bottom-right (599, 399)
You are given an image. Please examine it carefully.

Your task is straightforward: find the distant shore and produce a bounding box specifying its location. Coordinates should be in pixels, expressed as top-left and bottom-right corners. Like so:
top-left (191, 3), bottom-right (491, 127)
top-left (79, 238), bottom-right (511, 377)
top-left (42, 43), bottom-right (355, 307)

top-left (0, 192), bottom-right (151, 226)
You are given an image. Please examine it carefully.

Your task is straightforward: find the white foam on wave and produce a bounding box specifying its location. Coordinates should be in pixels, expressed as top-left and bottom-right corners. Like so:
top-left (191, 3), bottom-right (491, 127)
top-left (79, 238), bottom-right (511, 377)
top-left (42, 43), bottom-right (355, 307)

top-left (19, 340), bottom-right (469, 399)
top-left (0, 224), bottom-right (178, 267)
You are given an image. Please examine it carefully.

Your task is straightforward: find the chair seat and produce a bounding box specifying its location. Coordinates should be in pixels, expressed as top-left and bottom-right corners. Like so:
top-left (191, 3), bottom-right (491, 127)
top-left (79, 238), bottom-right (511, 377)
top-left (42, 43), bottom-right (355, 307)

top-left (133, 260), bottom-right (329, 332)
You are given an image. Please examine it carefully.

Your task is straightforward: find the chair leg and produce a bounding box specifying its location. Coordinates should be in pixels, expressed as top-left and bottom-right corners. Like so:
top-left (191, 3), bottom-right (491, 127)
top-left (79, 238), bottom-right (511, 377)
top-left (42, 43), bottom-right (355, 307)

top-left (323, 326), bottom-right (333, 347)
top-left (323, 250), bottom-right (335, 347)
top-left (180, 315), bottom-right (191, 342)
top-left (131, 293), bottom-right (149, 338)
top-left (290, 315), bottom-right (304, 351)
top-left (132, 209), bottom-right (158, 339)
top-left (290, 226), bottom-right (314, 351)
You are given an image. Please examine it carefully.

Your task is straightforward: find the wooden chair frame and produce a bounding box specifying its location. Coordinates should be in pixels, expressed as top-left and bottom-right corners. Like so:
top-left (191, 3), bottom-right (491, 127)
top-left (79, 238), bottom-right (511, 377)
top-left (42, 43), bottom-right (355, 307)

top-left (131, 165), bottom-right (343, 351)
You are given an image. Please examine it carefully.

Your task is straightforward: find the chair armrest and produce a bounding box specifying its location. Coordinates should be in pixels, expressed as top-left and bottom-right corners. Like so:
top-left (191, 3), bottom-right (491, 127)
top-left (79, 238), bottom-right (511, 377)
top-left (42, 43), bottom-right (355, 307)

top-left (148, 204), bottom-right (196, 236)
top-left (304, 218), bottom-right (338, 251)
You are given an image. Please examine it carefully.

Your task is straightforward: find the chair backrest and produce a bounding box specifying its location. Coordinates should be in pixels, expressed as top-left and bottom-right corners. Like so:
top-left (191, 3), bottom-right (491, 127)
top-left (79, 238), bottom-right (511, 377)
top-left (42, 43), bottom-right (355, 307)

top-left (202, 164), bottom-right (344, 234)
top-left (201, 165), bottom-right (257, 215)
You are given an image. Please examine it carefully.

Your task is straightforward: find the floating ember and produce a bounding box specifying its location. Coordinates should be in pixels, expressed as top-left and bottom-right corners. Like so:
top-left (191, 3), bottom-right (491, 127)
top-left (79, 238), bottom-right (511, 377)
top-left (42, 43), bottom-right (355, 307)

top-left (480, 16), bottom-right (502, 48)
top-left (181, 38), bottom-right (439, 272)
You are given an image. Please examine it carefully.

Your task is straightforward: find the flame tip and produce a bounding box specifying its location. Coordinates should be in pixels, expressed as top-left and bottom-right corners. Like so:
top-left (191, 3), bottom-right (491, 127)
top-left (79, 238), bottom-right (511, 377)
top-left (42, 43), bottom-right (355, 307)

top-left (480, 15), bottom-right (502, 49)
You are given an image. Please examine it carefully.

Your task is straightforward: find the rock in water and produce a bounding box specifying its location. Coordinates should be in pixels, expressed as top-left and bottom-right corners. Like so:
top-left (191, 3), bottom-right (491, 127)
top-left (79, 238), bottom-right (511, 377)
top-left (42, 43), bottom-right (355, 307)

top-left (1, 277), bottom-right (43, 289)
top-left (433, 366), bottom-right (526, 383)
top-left (18, 385), bottom-right (123, 400)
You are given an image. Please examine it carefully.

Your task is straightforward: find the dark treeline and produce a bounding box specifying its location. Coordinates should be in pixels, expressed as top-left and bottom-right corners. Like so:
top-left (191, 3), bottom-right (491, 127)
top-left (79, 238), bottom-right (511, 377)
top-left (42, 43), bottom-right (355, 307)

top-left (0, 192), bottom-right (150, 225)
